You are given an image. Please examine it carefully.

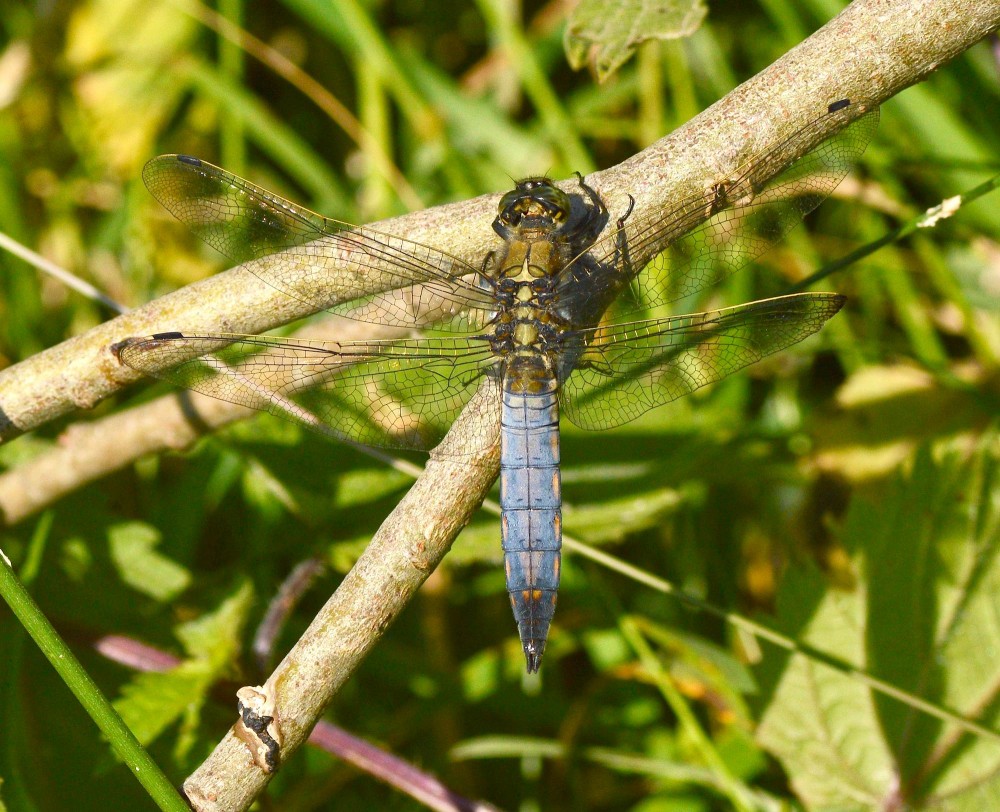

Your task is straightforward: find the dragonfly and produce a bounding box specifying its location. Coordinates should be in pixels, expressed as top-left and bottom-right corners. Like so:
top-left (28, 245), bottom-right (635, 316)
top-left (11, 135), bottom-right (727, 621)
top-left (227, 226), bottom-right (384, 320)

top-left (118, 98), bottom-right (878, 672)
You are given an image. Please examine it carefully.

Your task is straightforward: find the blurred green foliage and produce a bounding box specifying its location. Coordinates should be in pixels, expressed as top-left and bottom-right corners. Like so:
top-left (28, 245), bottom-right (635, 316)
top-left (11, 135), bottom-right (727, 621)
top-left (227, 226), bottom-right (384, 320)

top-left (0, 0), bottom-right (999, 810)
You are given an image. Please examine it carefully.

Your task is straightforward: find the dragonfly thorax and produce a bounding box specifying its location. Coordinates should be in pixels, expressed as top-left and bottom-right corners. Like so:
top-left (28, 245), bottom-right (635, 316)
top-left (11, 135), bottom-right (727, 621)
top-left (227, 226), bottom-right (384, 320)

top-left (486, 177), bottom-right (595, 366)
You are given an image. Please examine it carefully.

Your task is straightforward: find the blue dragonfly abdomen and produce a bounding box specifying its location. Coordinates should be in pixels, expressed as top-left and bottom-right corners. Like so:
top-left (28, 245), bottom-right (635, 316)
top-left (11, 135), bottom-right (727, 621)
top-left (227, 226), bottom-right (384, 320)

top-left (500, 354), bottom-right (562, 672)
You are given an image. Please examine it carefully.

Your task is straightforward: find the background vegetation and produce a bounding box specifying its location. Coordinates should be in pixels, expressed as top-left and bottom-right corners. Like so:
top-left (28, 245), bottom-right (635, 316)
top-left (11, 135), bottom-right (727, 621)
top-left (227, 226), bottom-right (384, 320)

top-left (0, 0), bottom-right (998, 810)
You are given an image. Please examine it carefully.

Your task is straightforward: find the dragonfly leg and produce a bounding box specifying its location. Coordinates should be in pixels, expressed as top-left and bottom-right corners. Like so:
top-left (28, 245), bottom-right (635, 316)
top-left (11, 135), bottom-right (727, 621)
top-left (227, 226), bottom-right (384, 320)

top-left (480, 249), bottom-right (497, 278)
top-left (617, 194), bottom-right (636, 229)
top-left (571, 172), bottom-right (608, 245)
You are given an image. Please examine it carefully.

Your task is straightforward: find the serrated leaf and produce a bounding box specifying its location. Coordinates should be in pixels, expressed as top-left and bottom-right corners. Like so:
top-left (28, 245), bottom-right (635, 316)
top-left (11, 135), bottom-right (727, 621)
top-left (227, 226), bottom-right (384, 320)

top-left (114, 663), bottom-right (213, 746)
top-left (757, 436), bottom-right (1000, 809)
top-left (107, 521), bottom-right (191, 601)
top-left (175, 580), bottom-right (255, 667)
top-left (565, 0), bottom-right (707, 83)
top-left (113, 582), bottom-right (255, 749)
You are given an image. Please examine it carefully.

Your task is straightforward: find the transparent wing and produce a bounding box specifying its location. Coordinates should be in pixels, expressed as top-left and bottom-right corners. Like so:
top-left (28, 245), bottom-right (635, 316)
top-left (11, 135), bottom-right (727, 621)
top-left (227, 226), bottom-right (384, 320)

top-left (142, 155), bottom-right (497, 331)
top-left (569, 100), bottom-right (878, 317)
top-left (559, 293), bottom-right (845, 430)
top-left (117, 332), bottom-right (501, 455)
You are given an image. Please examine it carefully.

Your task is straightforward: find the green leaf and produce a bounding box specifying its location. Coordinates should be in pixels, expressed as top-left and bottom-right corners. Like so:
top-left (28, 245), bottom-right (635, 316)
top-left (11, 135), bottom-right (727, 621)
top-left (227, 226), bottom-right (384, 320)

top-left (240, 455), bottom-right (300, 518)
top-left (64, 0), bottom-right (199, 172)
top-left (114, 582), bottom-right (255, 748)
top-left (637, 621), bottom-right (758, 709)
top-left (460, 648), bottom-right (502, 702)
top-left (581, 628), bottom-right (632, 670)
top-left (174, 580), bottom-right (255, 667)
top-left (107, 522), bottom-right (191, 602)
top-left (113, 664), bottom-right (213, 748)
top-left (629, 796), bottom-right (706, 812)
top-left (447, 522), bottom-right (500, 567)
top-left (564, 0), bottom-right (707, 83)
top-left (757, 436), bottom-right (1000, 809)
top-left (333, 468), bottom-right (412, 509)
top-left (565, 486), bottom-right (686, 544)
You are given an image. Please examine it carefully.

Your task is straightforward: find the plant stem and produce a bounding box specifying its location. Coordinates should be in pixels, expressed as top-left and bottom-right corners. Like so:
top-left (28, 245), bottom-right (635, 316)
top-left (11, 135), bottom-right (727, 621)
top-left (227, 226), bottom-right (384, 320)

top-left (0, 543), bottom-right (191, 812)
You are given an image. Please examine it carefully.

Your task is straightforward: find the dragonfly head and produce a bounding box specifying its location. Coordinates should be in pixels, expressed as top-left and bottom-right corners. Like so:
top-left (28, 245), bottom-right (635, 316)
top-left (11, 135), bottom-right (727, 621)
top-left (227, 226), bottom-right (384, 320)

top-left (494, 177), bottom-right (571, 236)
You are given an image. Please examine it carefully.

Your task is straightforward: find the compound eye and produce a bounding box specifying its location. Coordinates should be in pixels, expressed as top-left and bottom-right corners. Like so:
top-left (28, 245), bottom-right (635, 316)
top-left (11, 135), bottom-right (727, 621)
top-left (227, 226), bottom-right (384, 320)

top-left (498, 189), bottom-right (520, 216)
top-left (534, 186), bottom-right (570, 221)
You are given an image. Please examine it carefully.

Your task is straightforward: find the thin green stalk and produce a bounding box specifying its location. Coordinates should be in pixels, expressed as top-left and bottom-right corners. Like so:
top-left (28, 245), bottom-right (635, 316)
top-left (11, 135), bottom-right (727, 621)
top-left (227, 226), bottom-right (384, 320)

top-left (218, 0), bottom-right (247, 173)
top-left (790, 172), bottom-right (1000, 377)
top-left (0, 231), bottom-right (128, 315)
top-left (636, 41), bottom-right (664, 148)
top-left (281, 0), bottom-right (443, 141)
top-left (304, 417), bottom-right (1000, 749)
top-left (475, 0), bottom-right (594, 173)
top-left (788, 172), bottom-right (1000, 292)
top-left (619, 617), bottom-right (759, 812)
top-left (181, 56), bottom-right (350, 214)
top-left (0, 512), bottom-right (53, 812)
top-left (0, 537), bottom-right (189, 812)
top-left (452, 735), bottom-right (736, 789)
